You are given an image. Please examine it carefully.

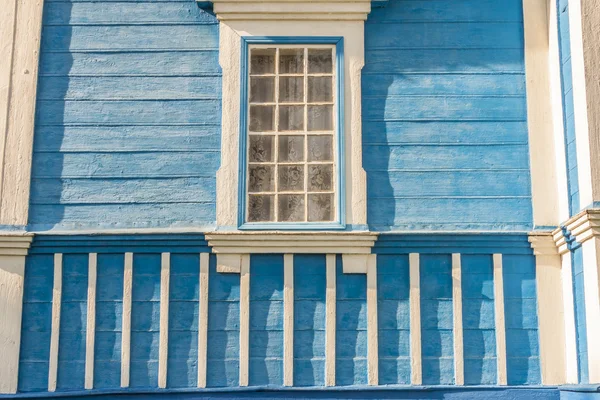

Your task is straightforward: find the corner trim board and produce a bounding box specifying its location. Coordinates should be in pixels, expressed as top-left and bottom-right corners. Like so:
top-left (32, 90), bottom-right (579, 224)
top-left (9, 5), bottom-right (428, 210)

top-left (409, 253), bottom-right (422, 385)
top-left (85, 253), bottom-right (97, 390)
top-left (48, 254), bottom-right (62, 392)
top-left (121, 253), bottom-right (133, 388)
top-left (493, 254), bottom-right (508, 386)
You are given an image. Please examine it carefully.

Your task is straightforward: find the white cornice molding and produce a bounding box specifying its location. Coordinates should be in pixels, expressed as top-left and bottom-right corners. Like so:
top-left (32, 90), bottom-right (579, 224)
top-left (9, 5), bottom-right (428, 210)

top-left (529, 232), bottom-right (559, 256)
top-left (206, 231), bottom-right (378, 255)
top-left (204, 0), bottom-right (372, 21)
top-left (0, 233), bottom-right (33, 256)
top-left (551, 227), bottom-right (570, 255)
top-left (564, 209), bottom-right (600, 245)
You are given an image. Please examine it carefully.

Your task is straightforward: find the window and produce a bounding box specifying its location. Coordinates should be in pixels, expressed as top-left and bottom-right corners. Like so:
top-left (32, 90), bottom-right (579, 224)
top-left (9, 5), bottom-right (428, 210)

top-left (239, 40), bottom-right (344, 229)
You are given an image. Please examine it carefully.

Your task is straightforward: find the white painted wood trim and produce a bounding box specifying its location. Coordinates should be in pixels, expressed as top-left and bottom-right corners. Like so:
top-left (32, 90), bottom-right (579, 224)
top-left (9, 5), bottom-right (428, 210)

top-left (283, 254), bottom-right (294, 386)
top-left (522, 0), bottom-right (561, 227)
top-left (582, 238), bottom-right (600, 382)
top-left (85, 253), bottom-right (97, 390)
top-left (0, 236), bottom-right (30, 394)
top-left (452, 253), bottom-right (464, 386)
top-left (48, 253), bottom-right (63, 392)
top-left (197, 253), bottom-right (209, 388)
top-left (210, 1), bottom-right (372, 21)
top-left (325, 254), bottom-right (336, 386)
top-left (561, 252), bottom-right (579, 384)
top-left (409, 253), bottom-right (422, 385)
top-left (493, 254), bottom-right (508, 386)
top-left (121, 252), bottom-right (133, 388)
top-left (366, 254), bottom-right (378, 385)
top-left (158, 253), bottom-right (170, 389)
top-left (239, 254), bottom-right (250, 387)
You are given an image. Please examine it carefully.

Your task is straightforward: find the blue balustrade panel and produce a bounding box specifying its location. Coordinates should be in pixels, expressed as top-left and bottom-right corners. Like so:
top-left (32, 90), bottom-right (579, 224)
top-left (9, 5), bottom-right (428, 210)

top-left (29, 0), bottom-right (221, 231)
top-left (363, 0), bottom-right (532, 231)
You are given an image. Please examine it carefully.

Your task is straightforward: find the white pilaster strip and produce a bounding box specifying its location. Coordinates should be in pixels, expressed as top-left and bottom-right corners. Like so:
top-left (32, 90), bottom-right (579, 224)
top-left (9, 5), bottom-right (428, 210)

top-left (85, 253), bottom-right (97, 390)
top-left (582, 238), bottom-right (600, 382)
top-left (283, 254), bottom-right (294, 386)
top-left (239, 254), bottom-right (250, 386)
top-left (409, 253), bottom-right (422, 385)
top-left (493, 254), bottom-right (508, 385)
top-left (48, 253), bottom-right (63, 392)
top-left (452, 253), bottom-right (464, 386)
top-left (325, 254), bottom-right (336, 386)
top-left (197, 253), bottom-right (209, 388)
top-left (121, 252), bottom-right (133, 388)
top-left (366, 254), bottom-right (378, 385)
top-left (158, 253), bottom-right (170, 389)
top-left (561, 252), bottom-right (579, 384)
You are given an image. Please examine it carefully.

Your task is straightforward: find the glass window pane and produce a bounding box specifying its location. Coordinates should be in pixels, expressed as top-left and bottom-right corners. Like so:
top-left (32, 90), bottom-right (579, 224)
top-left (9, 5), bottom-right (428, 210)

top-left (279, 77), bottom-right (304, 103)
top-left (248, 195), bottom-right (274, 222)
top-left (250, 77), bottom-right (275, 103)
top-left (278, 195), bottom-right (305, 222)
top-left (249, 105), bottom-right (274, 132)
top-left (308, 164), bottom-right (333, 192)
top-left (308, 49), bottom-right (333, 74)
top-left (279, 106), bottom-right (304, 131)
top-left (278, 135), bottom-right (304, 162)
top-left (249, 165), bottom-right (274, 193)
top-left (278, 165), bottom-right (304, 192)
top-left (249, 135), bottom-right (274, 162)
top-left (279, 49), bottom-right (304, 74)
top-left (250, 48), bottom-right (275, 74)
top-left (308, 194), bottom-right (333, 222)
top-left (307, 135), bottom-right (333, 162)
top-left (307, 105), bottom-right (333, 131)
top-left (308, 76), bottom-right (333, 103)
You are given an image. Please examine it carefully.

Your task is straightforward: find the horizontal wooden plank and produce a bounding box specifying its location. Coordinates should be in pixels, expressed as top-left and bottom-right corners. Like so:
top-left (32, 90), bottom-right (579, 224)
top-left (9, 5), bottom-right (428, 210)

top-left (368, 198), bottom-right (533, 224)
top-left (363, 49), bottom-right (525, 74)
top-left (34, 125), bottom-right (220, 152)
top-left (367, 170), bottom-right (531, 198)
top-left (35, 100), bottom-right (221, 125)
top-left (39, 51), bottom-right (220, 77)
top-left (30, 177), bottom-right (216, 204)
top-left (366, 22), bottom-right (524, 50)
top-left (362, 121), bottom-right (528, 145)
top-left (362, 144), bottom-right (529, 170)
top-left (32, 151), bottom-right (220, 178)
top-left (362, 74), bottom-right (526, 96)
top-left (28, 203), bottom-right (216, 231)
top-left (366, 0), bottom-right (523, 23)
top-left (41, 25), bottom-right (218, 51)
top-left (362, 96), bottom-right (527, 121)
top-left (43, 2), bottom-right (217, 25)
top-left (37, 76), bottom-right (221, 100)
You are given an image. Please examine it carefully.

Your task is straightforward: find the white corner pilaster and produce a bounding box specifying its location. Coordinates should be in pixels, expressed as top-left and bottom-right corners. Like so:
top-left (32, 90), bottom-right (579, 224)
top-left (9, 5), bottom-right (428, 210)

top-left (0, 234), bottom-right (33, 393)
top-left (529, 233), bottom-right (567, 384)
top-left (0, 0), bottom-right (44, 226)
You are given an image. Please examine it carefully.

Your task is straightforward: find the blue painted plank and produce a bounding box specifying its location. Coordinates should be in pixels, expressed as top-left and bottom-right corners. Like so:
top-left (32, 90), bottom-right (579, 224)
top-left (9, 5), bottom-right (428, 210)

top-left (39, 51), bottom-right (220, 77)
top-left (41, 25), bottom-right (218, 51)
top-left (37, 77), bottom-right (221, 100)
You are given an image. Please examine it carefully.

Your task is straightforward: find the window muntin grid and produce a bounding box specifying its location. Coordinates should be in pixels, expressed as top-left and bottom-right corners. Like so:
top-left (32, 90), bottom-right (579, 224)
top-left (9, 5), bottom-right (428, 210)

top-left (246, 45), bottom-right (337, 223)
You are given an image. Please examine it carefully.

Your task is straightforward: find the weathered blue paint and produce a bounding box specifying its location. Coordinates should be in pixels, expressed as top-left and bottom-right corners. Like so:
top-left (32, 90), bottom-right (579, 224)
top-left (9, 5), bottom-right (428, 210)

top-left (237, 37), bottom-right (345, 231)
top-left (560, 386), bottom-right (600, 400)
top-left (557, 0), bottom-right (581, 217)
top-left (29, 0), bottom-right (221, 231)
top-left (293, 255), bottom-right (326, 387)
top-left (363, 0), bottom-right (532, 231)
top-left (461, 255), bottom-right (498, 385)
top-left (571, 245), bottom-right (589, 384)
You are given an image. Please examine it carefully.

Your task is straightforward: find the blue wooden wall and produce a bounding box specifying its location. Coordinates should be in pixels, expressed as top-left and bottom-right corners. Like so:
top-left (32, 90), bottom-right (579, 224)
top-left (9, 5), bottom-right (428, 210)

top-left (29, 0), bottom-right (221, 231)
top-left (18, 234), bottom-right (541, 393)
top-left (363, 0), bottom-right (532, 231)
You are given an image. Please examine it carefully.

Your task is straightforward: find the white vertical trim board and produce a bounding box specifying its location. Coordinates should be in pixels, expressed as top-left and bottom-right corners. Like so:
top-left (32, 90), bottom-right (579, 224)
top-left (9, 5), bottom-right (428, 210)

top-left (409, 253), bottom-right (422, 385)
top-left (452, 253), bottom-right (464, 386)
top-left (283, 254), bottom-right (294, 386)
top-left (582, 239), bottom-right (600, 382)
top-left (325, 254), bottom-right (336, 386)
top-left (48, 253), bottom-right (63, 392)
top-left (121, 252), bottom-right (133, 388)
top-left (85, 253), bottom-right (97, 390)
top-left (561, 252), bottom-right (579, 384)
top-left (493, 254), bottom-right (508, 386)
top-left (366, 254), bottom-right (378, 385)
top-left (158, 253), bottom-right (170, 389)
top-left (197, 253), bottom-right (209, 388)
top-left (239, 254), bottom-right (250, 386)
